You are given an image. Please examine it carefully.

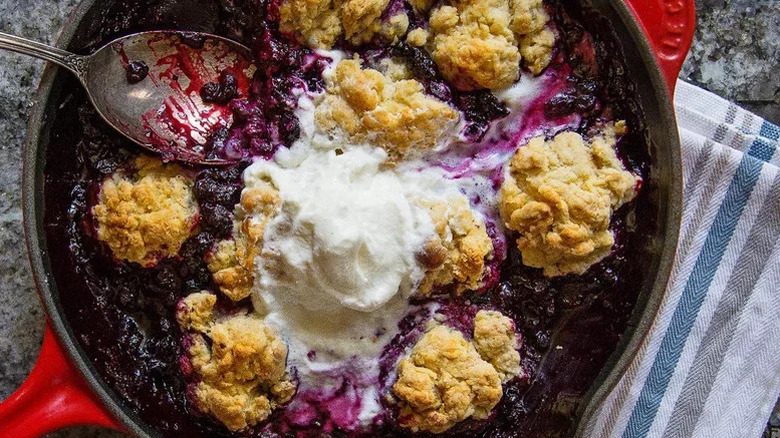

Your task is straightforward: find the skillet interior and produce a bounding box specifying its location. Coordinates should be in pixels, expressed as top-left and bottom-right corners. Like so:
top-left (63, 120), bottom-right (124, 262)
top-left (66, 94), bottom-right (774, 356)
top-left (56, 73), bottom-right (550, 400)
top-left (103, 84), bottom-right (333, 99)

top-left (22, 0), bottom-right (682, 436)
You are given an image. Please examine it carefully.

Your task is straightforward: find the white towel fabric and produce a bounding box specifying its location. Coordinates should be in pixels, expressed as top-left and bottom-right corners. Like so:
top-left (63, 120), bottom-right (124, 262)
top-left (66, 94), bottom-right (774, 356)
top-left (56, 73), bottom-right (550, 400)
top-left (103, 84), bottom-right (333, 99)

top-left (580, 80), bottom-right (780, 438)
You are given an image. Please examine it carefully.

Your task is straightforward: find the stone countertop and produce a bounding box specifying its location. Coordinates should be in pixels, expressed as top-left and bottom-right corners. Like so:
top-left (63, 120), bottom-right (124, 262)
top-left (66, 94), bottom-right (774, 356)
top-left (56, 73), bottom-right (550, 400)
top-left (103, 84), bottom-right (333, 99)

top-left (0, 1), bottom-right (777, 437)
top-left (681, 0), bottom-right (780, 125)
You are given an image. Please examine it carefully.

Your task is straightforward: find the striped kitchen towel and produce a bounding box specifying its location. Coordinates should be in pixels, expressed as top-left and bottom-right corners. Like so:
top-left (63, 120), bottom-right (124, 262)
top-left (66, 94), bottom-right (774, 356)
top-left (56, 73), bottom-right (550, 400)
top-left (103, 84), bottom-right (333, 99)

top-left (582, 80), bottom-right (780, 438)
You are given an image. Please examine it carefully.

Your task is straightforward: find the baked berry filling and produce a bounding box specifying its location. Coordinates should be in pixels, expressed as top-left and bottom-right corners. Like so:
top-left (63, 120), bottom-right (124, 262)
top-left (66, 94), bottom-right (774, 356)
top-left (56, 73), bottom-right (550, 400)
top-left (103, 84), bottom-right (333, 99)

top-left (42, 0), bottom-right (656, 436)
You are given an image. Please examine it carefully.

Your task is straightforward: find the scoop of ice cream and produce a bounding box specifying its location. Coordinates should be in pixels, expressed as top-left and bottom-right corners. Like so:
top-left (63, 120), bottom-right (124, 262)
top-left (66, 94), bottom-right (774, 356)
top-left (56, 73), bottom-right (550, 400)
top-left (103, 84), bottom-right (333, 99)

top-left (248, 147), bottom-right (435, 314)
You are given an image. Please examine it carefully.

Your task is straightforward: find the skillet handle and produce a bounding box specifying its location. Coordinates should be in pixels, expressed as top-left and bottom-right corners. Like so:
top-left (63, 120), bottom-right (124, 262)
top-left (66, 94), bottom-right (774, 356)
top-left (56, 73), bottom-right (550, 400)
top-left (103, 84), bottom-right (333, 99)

top-left (622, 0), bottom-right (696, 94)
top-left (0, 322), bottom-right (125, 437)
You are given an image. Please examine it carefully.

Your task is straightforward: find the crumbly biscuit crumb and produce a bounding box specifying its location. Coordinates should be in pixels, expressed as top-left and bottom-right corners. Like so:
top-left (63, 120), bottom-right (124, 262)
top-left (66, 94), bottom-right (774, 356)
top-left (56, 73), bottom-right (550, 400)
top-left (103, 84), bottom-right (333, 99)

top-left (279, 0), bottom-right (408, 48)
top-left (207, 239), bottom-right (255, 301)
top-left (381, 13), bottom-right (411, 45)
top-left (93, 156), bottom-right (197, 266)
top-left (417, 196), bottom-right (493, 295)
top-left (177, 292), bottom-right (217, 333)
top-left (379, 58), bottom-right (413, 81)
top-left (520, 27), bottom-right (556, 75)
top-left (472, 310), bottom-right (522, 381)
top-left (409, 0), bottom-right (436, 12)
top-left (429, 1), bottom-right (520, 91)
top-left (194, 383), bottom-right (274, 432)
top-left (278, 0), bottom-right (343, 48)
top-left (178, 305), bottom-right (295, 432)
top-left (393, 325), bottom-right (503, 433)
top-left (509, 0), bottom-right (549, 35)
top-left (407, 27), bottom-right (430, 46)
top-left (426, 0), bottom-right (554, 90)
top-left (207, 181), bottom-right (282, 301)
top-left (499, 125), bottom-right (641, 276)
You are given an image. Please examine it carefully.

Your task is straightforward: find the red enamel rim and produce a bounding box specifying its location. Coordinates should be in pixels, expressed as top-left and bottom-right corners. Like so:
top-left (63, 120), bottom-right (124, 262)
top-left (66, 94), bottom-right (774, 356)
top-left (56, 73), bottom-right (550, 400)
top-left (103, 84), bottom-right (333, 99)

top-left (0, 323), bottom-right (125, 436)
top-left (623, 0), bottom-right (696, 94)
top-left (0, 0), bottom-right (695, 436)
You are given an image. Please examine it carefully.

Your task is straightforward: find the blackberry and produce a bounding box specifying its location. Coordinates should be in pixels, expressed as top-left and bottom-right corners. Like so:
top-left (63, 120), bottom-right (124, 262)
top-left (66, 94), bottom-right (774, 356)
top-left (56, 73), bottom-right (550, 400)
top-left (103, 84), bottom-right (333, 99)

top-left (125, 60), bottom-right (149, 84)
top-left (200, 203), bottom-right (234, 237)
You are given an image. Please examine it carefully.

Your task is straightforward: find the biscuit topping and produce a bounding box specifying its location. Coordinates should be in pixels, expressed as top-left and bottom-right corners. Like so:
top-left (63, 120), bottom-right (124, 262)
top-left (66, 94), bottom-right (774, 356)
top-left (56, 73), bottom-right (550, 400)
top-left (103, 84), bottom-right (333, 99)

top-left (177, 294), bottom-right (295, 431)
top-left (207, 182), bottom-right (282, 301)
top-left (417, 196), bottom-right (494, 295)
top-left (393, 311), bottom-right (522, 433)
top-left (473, 310), bottom-right (523, 381)
top-left (393, 325), bottom-right (502, 432)
top-left (315, 58), bottom-right (460, 160)
top-left (427, 0), bottom-right (554, 90)
top-left (93, 156), bottom-right (197, 266)
top-left (279, 0), bottom-right (409, 48)
top-left (499, 124), bottom-right (640, 276)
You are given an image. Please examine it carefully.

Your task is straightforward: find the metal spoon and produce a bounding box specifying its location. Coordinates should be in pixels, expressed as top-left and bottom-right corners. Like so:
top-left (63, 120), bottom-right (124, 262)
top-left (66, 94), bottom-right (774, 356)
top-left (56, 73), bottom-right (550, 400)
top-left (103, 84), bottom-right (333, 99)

top-left (0, 31), bottom-right (256, 165)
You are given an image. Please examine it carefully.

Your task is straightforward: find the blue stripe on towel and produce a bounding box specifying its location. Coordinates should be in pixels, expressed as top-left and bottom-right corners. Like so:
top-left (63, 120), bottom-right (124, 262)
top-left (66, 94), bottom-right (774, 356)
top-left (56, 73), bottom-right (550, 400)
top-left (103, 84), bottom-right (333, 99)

top-left (749, 121), bottom-right (777, 162)
top-left (759, 121), bottom-right (779, 141)
top-left (748, 139), bottom-right (776, 162)
top-left (622, 152), bottom-right (764, 438)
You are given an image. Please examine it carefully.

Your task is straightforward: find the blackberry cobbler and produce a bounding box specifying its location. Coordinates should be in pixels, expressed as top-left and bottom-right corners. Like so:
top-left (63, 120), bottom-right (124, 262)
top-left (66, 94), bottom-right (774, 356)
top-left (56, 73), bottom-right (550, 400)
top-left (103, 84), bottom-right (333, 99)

top-left (43, 0), bottom-right (657, 436)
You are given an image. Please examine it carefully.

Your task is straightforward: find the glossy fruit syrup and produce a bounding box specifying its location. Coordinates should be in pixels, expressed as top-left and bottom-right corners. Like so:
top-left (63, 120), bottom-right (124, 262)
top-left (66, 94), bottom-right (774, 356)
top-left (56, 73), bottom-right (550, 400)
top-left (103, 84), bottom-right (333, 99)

top-left (42, 0), bottom-right (658, 436)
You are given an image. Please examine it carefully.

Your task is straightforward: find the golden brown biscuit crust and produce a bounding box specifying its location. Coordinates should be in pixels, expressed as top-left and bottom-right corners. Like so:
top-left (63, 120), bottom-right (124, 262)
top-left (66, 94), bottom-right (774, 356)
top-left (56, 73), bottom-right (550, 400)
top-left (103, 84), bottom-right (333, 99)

top-left (428, 2), bottom-right (521, 91)
top-left (427, 0), bottom-right (555, 90)
top-left (417, 196), bottom-right (494, 295)
top-left (207, 181), bottom-right (282, 301)
top-left (177, 295), bottom-right (295, 431)
top-left (393, 324), bottom-right (504, 433)
top-left (315, 58), bottom-right (459, 160)
top-left (472, 310), bottom-right (522, 381)
top-left (279, 0), bottom-right (408, 48)
top-left (393, 310), bottom-right (523, 432)
top-left (93, 156), bottom-right (197, 266)
top-left (177, 292), bottom-right (218, 333)
top-left (499, 123), bottom-right (640, 276)
top-left (406, 27), bottom-right (430, 46)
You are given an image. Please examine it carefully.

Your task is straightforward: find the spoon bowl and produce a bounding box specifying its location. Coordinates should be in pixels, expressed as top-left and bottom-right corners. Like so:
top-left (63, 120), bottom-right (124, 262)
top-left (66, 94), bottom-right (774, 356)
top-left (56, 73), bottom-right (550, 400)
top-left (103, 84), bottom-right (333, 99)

top-left (0, 31), bottom-right (255, 165)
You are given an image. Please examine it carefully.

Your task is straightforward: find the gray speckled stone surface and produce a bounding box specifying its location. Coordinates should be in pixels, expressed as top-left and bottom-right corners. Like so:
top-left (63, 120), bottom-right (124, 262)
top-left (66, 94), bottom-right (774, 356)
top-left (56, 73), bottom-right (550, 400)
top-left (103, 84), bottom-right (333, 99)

top-left (681, 0), bottom-right (780, 124)
top-left (0, 1), bottom-right (777, 437)
top-left (0, 3), bottom-right (126, 437)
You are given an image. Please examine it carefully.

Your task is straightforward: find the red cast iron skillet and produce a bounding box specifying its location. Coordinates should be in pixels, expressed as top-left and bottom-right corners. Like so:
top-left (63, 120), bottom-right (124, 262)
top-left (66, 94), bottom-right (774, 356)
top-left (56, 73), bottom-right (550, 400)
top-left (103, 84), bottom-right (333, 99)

top-left (0, 0), bottom-right (694, 436)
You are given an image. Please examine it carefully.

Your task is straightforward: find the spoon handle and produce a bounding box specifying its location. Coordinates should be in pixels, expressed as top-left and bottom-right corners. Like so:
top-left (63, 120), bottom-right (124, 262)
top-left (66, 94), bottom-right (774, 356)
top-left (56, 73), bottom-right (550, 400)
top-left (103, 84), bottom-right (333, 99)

top-left (0, 32), bottom-right (87, 78)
